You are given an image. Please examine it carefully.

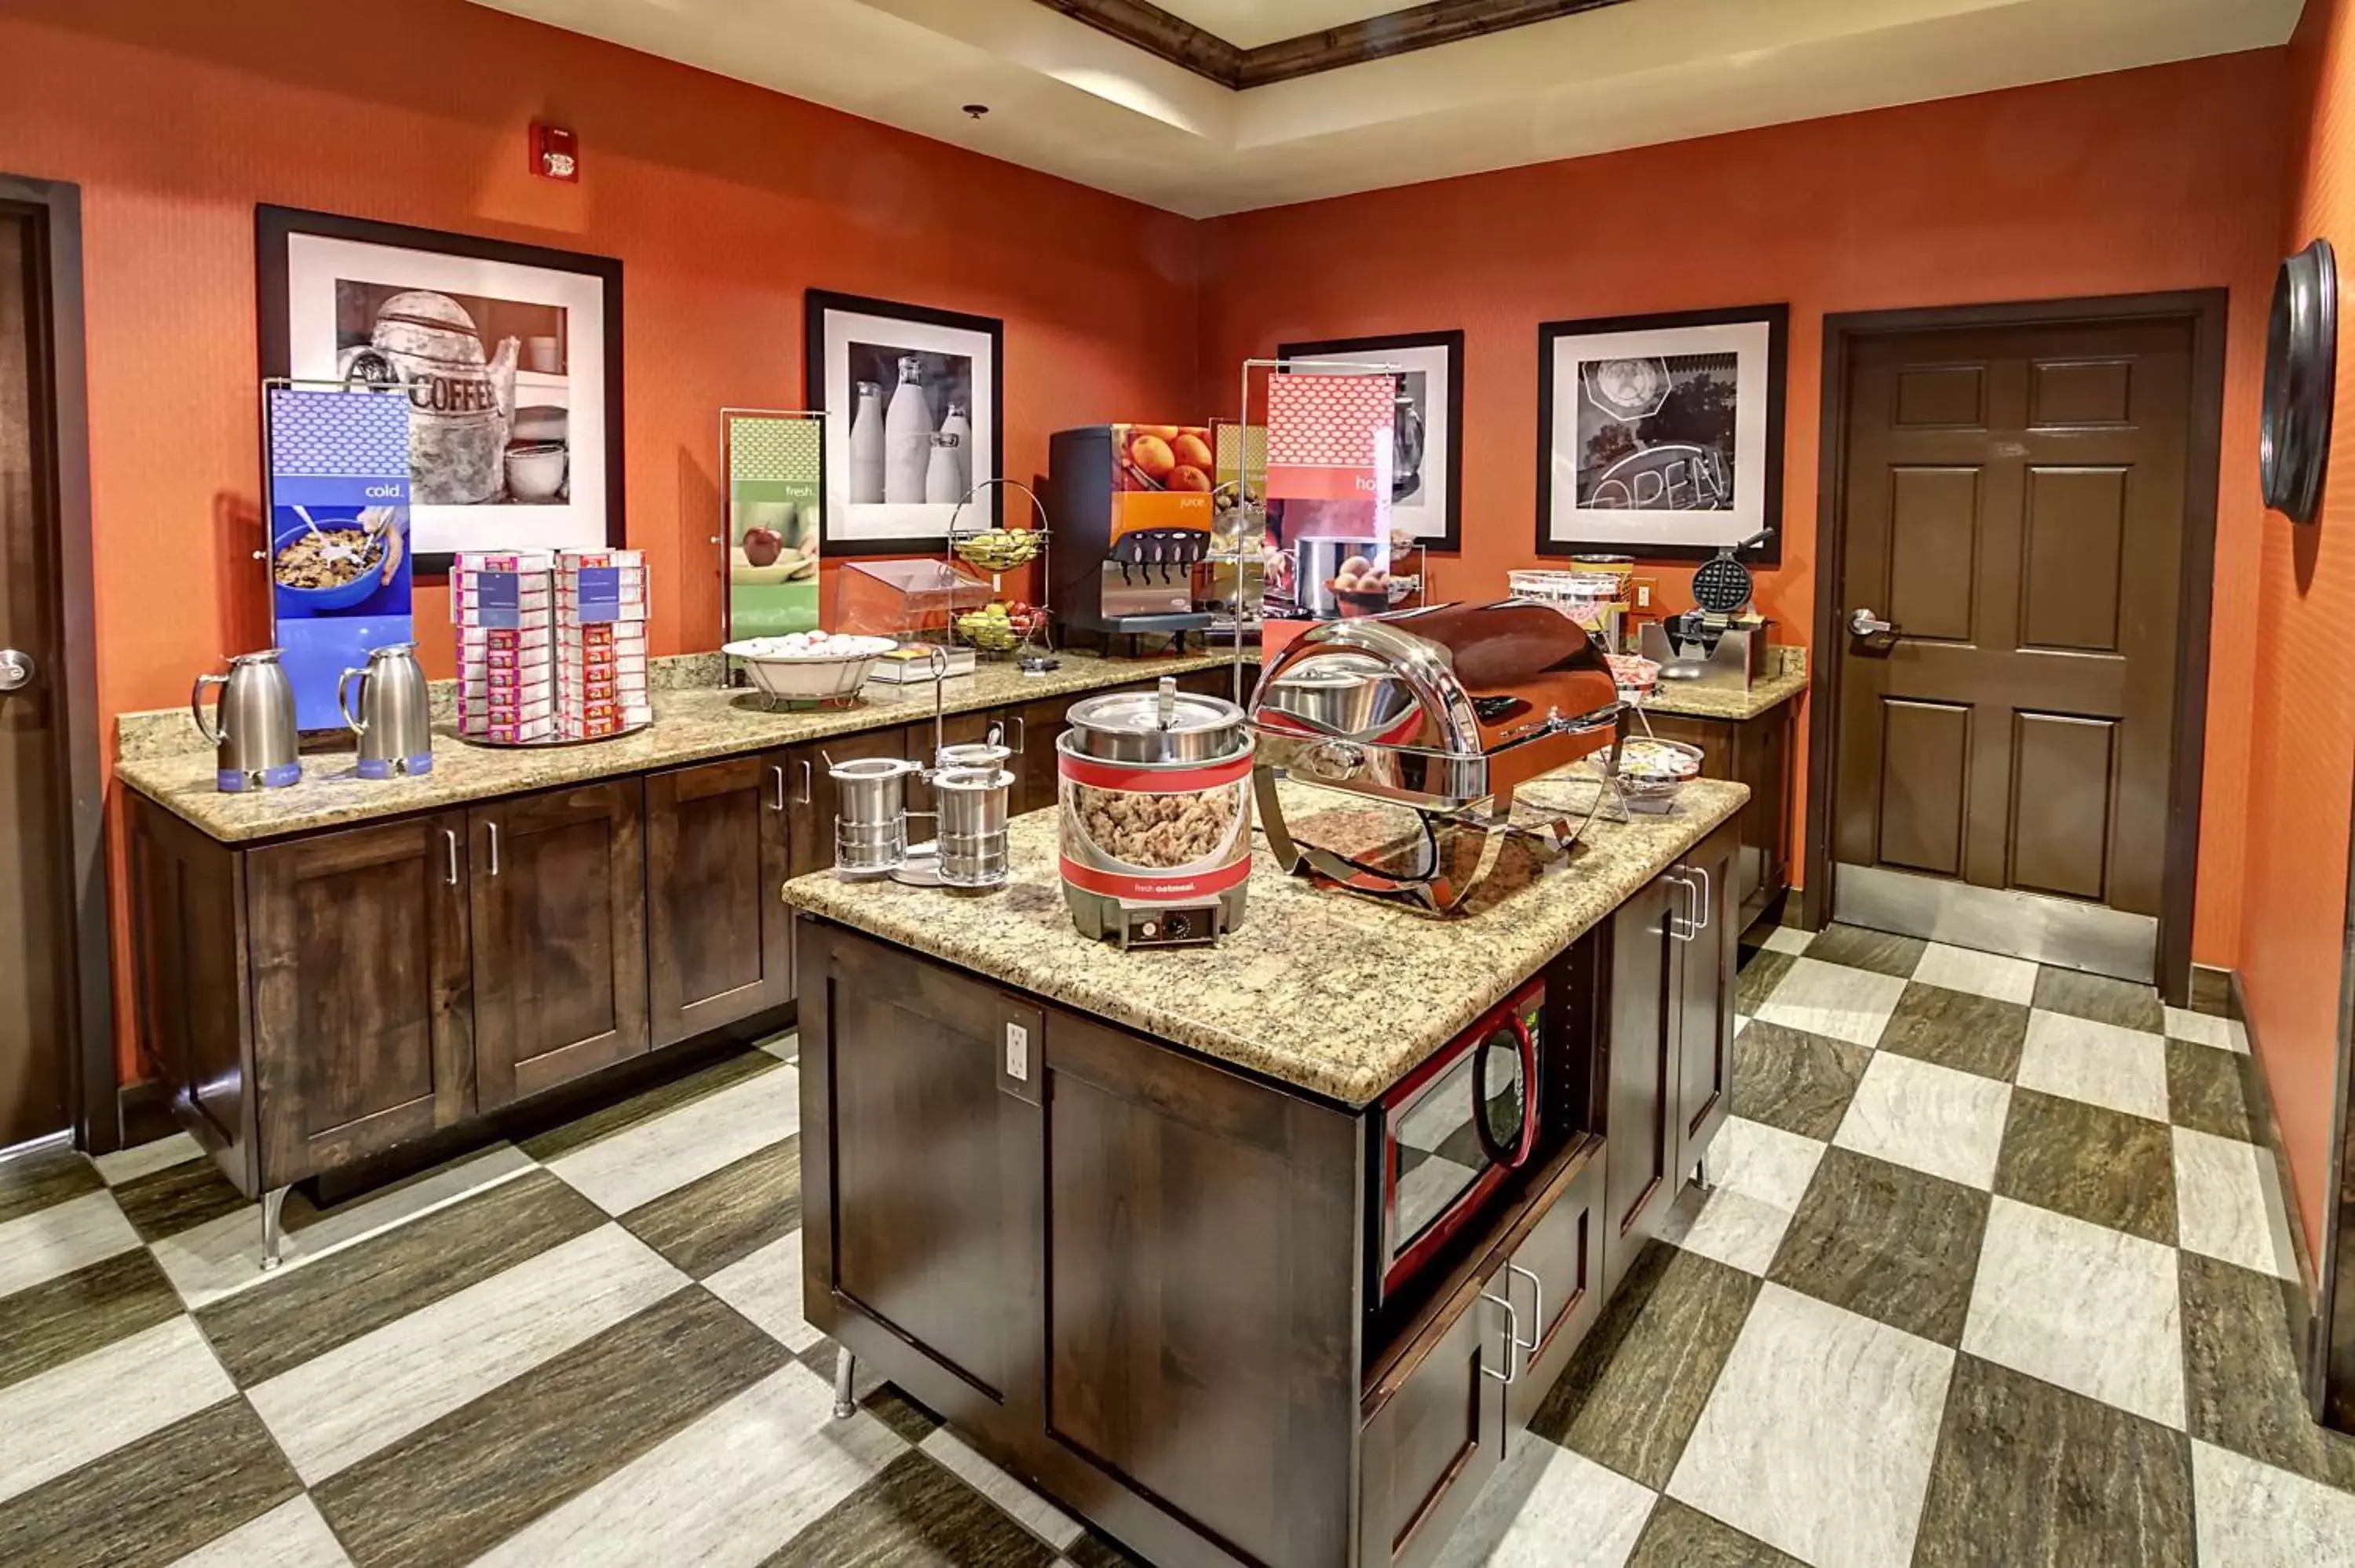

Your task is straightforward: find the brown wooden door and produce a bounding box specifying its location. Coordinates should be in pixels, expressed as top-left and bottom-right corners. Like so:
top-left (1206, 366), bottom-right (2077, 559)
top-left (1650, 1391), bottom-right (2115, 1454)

top-left (1601, 873), bottom-right (1678, 1300)
top-left (470, 781), bottom-right (649, 1108)
top-left (1674, 829), bottom-right (1738, 1169)
top-left (246, 814), bottom-right (474, 1186)
top-left (1009, 698), bottom-right (1068, 816)
top-left (1361, 1263), bottom-right (1509, 1568)
top-left (1043, 1006), bottom-right (1357, 1568)
top-left (808, 926), bottom-right (1033, 1405)
top-left (0, 202), bottom-right (75, 1150)
top-left (1835, 317), bottom-right (2193, 971)
top-left (1504, 1150), bottom-right (1605, 1434)
top-left (645, 753), bottom-right (792, 1047)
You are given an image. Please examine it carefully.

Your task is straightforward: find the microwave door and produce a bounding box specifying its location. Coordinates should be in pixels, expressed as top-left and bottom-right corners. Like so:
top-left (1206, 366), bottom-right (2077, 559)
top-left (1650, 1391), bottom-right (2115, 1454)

top-left (1386, 1051), bottom-right (1487, 1280)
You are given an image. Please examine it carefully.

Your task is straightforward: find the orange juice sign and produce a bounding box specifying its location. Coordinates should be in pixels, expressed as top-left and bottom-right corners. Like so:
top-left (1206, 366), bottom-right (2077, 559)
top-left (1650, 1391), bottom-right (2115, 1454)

top-left (1109, 423), bottom-right (1214, 545)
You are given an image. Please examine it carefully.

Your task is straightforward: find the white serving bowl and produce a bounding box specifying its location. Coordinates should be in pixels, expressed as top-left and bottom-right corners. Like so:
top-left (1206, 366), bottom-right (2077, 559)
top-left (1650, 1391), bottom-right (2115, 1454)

top-left (725, 635), bottom-right (898, 703)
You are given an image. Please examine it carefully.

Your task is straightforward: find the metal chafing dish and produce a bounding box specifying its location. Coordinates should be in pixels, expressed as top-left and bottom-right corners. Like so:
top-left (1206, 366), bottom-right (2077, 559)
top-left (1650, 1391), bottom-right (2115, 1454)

top-left (1248, 600), bottom-right (1625, 913)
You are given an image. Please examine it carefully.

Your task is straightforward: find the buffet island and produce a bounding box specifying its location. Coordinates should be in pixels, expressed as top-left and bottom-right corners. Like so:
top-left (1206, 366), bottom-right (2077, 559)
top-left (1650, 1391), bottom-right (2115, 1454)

top-left (787, 764), bottom-right (1748, 1568)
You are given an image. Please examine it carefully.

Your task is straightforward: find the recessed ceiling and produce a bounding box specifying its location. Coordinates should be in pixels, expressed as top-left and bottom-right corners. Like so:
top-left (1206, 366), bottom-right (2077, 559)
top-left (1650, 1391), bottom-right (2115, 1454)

top-left (1153, 1), bottom-right (1402, 49)
top-left (469, 0), bottom-right (2303, 217)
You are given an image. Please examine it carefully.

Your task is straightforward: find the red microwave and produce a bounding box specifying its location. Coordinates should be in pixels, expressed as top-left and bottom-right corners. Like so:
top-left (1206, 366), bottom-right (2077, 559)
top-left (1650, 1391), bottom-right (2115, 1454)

top-left (1369, 973), bottom-right (1554, 1310)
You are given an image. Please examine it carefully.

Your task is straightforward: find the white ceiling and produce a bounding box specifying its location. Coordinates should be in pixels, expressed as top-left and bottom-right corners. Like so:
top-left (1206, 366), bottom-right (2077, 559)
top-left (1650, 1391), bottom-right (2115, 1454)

top-left (469, 0), bottom-right (2303, 217)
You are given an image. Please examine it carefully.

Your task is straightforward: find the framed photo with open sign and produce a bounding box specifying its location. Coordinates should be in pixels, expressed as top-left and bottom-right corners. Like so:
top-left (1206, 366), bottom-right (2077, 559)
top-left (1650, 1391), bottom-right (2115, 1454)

top-left (1535, 304), bottom-right (1787, 563)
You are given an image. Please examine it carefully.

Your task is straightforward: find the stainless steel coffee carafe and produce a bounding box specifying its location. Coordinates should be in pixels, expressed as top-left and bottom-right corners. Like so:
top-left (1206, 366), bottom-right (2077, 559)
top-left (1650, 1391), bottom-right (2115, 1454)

top-left (338, 643), bottom-right (435, 779)
top-left (192, 649), bottom-right (300, 793)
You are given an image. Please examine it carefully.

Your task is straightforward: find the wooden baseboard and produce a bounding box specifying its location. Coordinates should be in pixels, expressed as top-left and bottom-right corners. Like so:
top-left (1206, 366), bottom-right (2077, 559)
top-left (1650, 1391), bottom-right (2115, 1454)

top-left (2224, 968), bottom-right (2331, 1420)
top-left (115, 1078), bottom-right (177, 1151)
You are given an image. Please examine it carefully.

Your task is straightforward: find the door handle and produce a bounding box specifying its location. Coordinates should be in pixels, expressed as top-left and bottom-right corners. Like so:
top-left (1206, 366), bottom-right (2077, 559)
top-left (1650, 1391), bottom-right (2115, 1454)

top-left (444, 828), bottom-right (460, 888)
top-left (1507, 1261), bottom-right (1544, 1358)
top-left (796, 759), bottom-right (814, 807)
top-left (769, 764), bottom-right (787, 813)
top-left (0, 648), bottom-right (36, 694)
top-left (485, 821), bottom-right (502, 877)
top-left (1479, 1289), bottom-right (1521, 1384)
top-left (1689, 864), bottom-right (1712, 932)
top-left (1849, 607), bottom-right (1895, 638)
top-left (1008, 713), bottom-right (1026, 755)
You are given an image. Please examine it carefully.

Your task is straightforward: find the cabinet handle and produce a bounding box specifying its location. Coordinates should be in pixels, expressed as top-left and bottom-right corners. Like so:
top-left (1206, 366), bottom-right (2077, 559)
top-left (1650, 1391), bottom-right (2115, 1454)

top-left (769, 764), bottom-right (787, 813)
top-left (1479, 1289), bottom-right (1521, 1384)
top-left (1689, 864), bottom-right (1712, 931)
top-left (1507, 1261), bottom-right (1543, 1358)
top-left (1663, 874), bottom-right (1696, 942)
top-left (486, 821), bottom-right (502, 878)
top-left (1008, 713), bottom-right (1027, 754)
top-left (796, 759), bottom-right (814, 807)
top-left (443, 828), bottom-right (459, 888)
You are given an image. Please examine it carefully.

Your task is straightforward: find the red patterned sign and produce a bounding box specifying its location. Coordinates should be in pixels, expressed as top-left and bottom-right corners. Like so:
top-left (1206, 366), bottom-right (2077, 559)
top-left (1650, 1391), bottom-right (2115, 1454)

top-left (1267, 373), bottom-right (1393, 501)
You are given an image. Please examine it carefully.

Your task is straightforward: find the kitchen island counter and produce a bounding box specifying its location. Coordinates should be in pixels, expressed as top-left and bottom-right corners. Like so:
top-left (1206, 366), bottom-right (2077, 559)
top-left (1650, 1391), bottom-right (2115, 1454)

top-left (785, 772), bottom-right (1747, 1104)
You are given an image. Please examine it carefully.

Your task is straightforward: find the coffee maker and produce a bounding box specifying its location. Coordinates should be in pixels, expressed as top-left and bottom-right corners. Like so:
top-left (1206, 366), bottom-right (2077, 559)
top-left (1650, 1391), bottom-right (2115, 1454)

top-left (1046, 424), bottom-right (1216, 641)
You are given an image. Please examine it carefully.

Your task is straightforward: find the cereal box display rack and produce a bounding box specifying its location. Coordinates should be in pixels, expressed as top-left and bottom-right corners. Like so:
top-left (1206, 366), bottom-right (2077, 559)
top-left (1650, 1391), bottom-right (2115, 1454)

top-left (452, 550), bottom-right (652, 746)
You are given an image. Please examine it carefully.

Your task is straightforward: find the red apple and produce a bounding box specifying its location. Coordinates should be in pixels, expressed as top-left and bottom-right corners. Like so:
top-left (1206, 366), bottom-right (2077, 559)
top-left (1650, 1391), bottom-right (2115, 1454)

top-left (743, 527), bottom-right (783, 567)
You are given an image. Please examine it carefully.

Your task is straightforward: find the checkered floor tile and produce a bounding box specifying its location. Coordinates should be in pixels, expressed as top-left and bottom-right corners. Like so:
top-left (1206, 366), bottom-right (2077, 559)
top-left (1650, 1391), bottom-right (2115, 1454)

top-left (2, 935), bottom-right (2350, 1566)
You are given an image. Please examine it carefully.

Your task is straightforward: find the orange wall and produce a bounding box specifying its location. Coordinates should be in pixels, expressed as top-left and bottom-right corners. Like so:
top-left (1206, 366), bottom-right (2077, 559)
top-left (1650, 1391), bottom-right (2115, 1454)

top-left (1198, 52), bottom-right (2287, 972)
top-left (0, 0), bottom-right (1202, 1077)
top-left (2243, 0), bottom-right (2355, 1265)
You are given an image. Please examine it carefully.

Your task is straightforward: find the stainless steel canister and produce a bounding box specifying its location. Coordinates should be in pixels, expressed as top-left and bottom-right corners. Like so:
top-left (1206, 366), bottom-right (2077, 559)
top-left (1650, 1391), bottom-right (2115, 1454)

top-left (933, 765), bottom-right (1013, 889)
top-left (191, 649), bottom-right (300, 793)
top-left (338, 643), bottom-right (435, 779)
top-left (829, 754), bottom-right (922, 876)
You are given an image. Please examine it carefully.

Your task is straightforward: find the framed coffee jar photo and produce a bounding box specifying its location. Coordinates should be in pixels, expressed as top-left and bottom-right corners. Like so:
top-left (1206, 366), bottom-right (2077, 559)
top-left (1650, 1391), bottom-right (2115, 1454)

top-left (257, 206), bottom-right (626, 573)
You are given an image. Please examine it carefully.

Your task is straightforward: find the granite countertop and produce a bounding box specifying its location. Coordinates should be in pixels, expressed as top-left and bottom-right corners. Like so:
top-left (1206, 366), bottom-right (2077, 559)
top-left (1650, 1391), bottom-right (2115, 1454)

top-left (1634, 645), bottom-right (1809, 722)
top-left (119, 650), bottom-right (1247, 844)
top-left (785, 772), bottom-right (1747, 1106)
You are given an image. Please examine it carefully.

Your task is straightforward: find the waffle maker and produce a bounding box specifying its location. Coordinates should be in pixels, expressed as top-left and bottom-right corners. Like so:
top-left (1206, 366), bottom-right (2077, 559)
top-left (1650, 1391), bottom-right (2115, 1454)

top-left (1640, 531), bottom-right (1775, 689)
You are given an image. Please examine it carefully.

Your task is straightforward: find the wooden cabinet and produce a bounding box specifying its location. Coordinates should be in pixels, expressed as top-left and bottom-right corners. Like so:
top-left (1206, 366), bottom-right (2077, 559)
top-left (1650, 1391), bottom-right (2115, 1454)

top-left (1674, 828), bottom-right (1739, 1165)
top-left (1362, 1265), bottom-right (1509, 1568)
top-left (1006, 697), bottom-right (1068, 815)
top-left (1503, 1150), bottom-right (1605, 1433)
top-left (1600, 822), bottom-right (1739, 1298)
top-left (1644, 706), bottom-right (1795, 934)
top-left (801, 924), bottom-right (1042, 1417)
top-left (470, 781), bottom-right (649, 1110)
top-left (246, 813), bottom-right (476, 1187)
top-left (1043, 1007), bottom-right (1357, 1568)
top-left (645, 754), bottom-right (794, 1048)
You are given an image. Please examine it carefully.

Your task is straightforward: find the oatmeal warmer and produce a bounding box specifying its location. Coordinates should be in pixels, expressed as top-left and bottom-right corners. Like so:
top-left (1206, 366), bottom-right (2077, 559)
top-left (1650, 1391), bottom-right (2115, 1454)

top-left (1055, 676), bottom-right (1254, 949)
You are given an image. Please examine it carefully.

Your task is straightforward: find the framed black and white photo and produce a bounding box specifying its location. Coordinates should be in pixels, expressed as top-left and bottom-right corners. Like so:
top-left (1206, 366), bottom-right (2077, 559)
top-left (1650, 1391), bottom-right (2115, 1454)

top-left (1536, 304), bottom-right (1787, 563)
top-left (1276, 329), bottom-right (1463, 550)
top-left (257, 206), bottom-right (624, 574)
top-left (805, 290), bottom-right (1003, 554)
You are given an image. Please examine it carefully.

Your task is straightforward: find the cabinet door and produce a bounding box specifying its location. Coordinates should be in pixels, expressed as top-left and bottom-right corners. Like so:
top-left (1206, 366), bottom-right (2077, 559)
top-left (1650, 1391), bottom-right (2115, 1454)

top-left (1602, 873), bottom-right (1679, 1300)
top-left (1361, 1267), bottom-right (1510, 1568)
top-left (645, 753), bottom-right (792, 1047)
top-left (1674, 829), bottom-right (1740, 1180)
top-left (470, 781), bottom-right (649, 1109)
top-left (1006, 698), bottom-right (1067, 816)
top-left (1043, 1009), bottom-right (1357, 1568)
top-left (1505, 1150), bottom-right (1606, 1434)
top-left (246, 812), bottom-right (474, 1187)
top-left (801, 925), bottom-right (1036, 1407)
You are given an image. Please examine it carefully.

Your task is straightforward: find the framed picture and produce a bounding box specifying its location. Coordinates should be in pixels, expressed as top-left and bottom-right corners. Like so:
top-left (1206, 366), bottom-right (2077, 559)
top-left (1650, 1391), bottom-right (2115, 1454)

top-left (1536, 304), bottom-right (1787, 563)
top-left (257, 206), bottom-right (624, 574)
top-left (1277, 330), bottom-right (1463, 550)
top-left (805, 289), bottom-right (1003, 554)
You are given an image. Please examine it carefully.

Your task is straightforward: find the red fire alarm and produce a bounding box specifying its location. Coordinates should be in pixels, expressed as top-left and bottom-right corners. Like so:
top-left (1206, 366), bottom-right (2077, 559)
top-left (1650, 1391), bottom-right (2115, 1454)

top-left (531, 122), bottom-right (579, 182)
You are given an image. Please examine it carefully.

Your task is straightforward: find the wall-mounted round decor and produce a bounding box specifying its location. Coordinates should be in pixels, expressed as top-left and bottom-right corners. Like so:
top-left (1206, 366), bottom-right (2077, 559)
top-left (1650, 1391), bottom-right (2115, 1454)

top-left (2262, 237), bottom-right (2338, 524)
